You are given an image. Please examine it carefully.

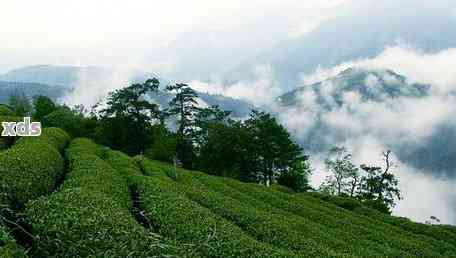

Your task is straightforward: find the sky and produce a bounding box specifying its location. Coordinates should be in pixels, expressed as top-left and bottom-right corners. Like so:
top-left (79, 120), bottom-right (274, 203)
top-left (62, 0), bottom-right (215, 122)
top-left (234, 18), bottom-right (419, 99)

top-left (0, 0), bottom-right (349, 73)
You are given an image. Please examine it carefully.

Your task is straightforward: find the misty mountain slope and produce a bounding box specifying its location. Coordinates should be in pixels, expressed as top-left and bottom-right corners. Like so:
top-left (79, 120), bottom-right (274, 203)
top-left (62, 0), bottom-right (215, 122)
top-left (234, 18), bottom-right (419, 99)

top-left (226, 0), bottom-right (456, 90)
top-left (0, 65), bottom-right (102, 87)
top-left (0, 65), bottom-right (253, 118)
top-left (146, 90), bottom-right (253, 118)
top-left (278, 68), bottom-right (429, 107)
top-left (277, 68), bottom-right (456, 179)
top-left (0, 80), bottom-right (66, 103)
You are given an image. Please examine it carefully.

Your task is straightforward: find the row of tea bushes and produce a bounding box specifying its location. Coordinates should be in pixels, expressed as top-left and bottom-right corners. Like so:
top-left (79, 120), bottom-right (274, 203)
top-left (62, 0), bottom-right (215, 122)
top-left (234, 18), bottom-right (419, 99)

top-left (138, 158), bottom-right (456, 258)
top-left (349, 199), bottom-right (456, 247)
top-left (103, 150), bottom-right (143, 178)
top-left (179, 172), bottom-right (362, 257)
top-left (25, 138), bottom-right (173, 257)
top-left (0, 127), bottom-right (70, 208)
top-left (105, 152), bottom-right (280, 257)
top-left (138, 159), bottom-right (344, 258)
top-left (130, 173), bottom-right (298, 258)
top-left (220, 177), bottom-right (455, 257)
top-left (290, 191), bottom-right (456, 251)
top-left (0, 116), bottom-right (23, 150)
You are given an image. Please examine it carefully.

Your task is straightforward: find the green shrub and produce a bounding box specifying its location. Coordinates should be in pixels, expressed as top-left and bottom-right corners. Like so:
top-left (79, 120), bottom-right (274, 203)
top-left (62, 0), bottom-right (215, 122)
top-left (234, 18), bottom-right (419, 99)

top-left (294, 192), bottom-right (456, 255)
top-left (139, 158), bottom-right (456, 257)
top-left (103, 150), bottom-right (143, 178)
top-left (0, 128), bottom-right (69, 207)
top-left (25, 138), bottom-right (173, 257)
top-left (16, 127), bottom-right (71, 151)
top-left (188, 173), bottom-right (391, 257)
top-left (144, 133), bottom-right (177, 164)
top-left (130, 175), bottom-right (297, 258)
top-left (303, 191), bottom-right (456, 251)
top-left (42, 107), bottom-right (95, 138)
top-left (351, 204), bottom-right (456, 249)
top-left (138, 159), bottom-right (343, 257)
top-left (0, 224), bottom-right (27, 257)
top-left (135, 157), bottom-right (176, 180)
top-left (223, 178), bottom-right (456, 257)
top-left (270, 184), bottom-right (295, 194)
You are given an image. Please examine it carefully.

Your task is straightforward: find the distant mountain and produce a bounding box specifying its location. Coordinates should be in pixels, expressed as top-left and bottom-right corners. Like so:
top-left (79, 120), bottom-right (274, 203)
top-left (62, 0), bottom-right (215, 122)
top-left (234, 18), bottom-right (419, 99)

top-left (0, 80), bottom-right (67, 103)
top-left (223, 0), bottom-right (456, 90)
top-left (278, 68), bottom-right (429, 107)
top-left (0, 65), bottom-right (253, 118)
top-left (146, 90), bottom-right (253, 119)
top-left (0, 65), bottom-right (102, 87)
top-left (276, 68), bottom-right (456, 179)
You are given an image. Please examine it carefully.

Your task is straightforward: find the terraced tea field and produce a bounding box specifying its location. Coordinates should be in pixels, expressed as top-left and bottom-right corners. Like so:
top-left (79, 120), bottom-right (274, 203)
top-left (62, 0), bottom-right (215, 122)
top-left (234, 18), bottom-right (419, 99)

top-left (1, 133), bottom-right (456, 257)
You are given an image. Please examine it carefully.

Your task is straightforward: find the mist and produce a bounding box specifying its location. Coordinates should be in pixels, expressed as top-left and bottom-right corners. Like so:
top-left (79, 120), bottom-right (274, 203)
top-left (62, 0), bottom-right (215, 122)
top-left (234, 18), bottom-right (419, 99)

top-left (280, 45), bottom-right (456, 224)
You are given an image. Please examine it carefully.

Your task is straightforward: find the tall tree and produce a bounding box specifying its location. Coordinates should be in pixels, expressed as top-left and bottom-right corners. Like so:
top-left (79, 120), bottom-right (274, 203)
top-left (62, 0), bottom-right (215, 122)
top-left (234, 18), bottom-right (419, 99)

top-left (166, 83), bottom-right (200, 168)
top-left (196, 120), bottom-right (249, 179)
top-left (99, 78), bottom-right (162, 154)
top-left (243, 110), bottom-right (304, 185)
top-left (277, 159), bottom-right (312, 192)
top-left (166, 83), bottom-right (199, 136)
top-left (193, 105), bottom-right (231, 151)
top-left (359, 150), bottom-right (402, 212)
top-left (103, 78), bottom-right (161, 123)
top-left (33, 95), bottom-right (57, 121)
top-left (321, 147), bottom-right (360, 196)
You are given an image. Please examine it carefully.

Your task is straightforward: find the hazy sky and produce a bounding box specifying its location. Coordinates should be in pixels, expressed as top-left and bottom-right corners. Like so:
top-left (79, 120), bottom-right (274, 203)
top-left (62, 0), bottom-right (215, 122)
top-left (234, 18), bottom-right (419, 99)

top-left (0, 0), bottom-right (349, 72)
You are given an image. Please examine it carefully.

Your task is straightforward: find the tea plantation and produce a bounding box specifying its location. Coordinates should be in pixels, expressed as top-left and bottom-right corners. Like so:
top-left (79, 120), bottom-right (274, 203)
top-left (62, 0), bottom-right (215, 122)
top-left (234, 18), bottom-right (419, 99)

top-left (1, 133), bottom-right (456, 257)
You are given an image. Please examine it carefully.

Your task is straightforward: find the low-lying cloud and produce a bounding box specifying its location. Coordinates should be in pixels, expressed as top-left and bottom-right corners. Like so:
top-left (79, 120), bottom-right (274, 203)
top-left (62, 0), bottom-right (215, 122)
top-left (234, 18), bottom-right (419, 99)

top-left (300, 45), bottom-right (456, 94)
top-left (275, 45), bottom-right (456, 224)
top-left (185, 44), bottom-right (456, 224)
top-left (189, 64), bottom-right (282, 107)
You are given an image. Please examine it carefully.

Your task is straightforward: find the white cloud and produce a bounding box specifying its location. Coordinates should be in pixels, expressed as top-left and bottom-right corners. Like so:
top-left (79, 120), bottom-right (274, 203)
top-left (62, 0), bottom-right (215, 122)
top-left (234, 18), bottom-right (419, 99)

top-left (62, 68), bottom-right (135, 108)
top-left (0, 0), bottom-right (350, 73)
top-left (301, 45), bottom-right (456, 94)
top-left (280, 45), bottom-right (456, 224)
top-left (189, 64), bottom-right (282, 107)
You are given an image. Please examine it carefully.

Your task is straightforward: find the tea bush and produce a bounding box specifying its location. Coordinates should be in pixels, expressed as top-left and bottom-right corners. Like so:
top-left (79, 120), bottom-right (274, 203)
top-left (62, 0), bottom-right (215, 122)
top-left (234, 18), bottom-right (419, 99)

top-left (222, 177), bottom-right (456, 257)
top-left (15, 127), bottom-right (70, 151)
top-left (138, 159), bottom-right (343, 258)
top-left (130, 174), bottom-right (298, 258)
top-left (103, 150), bottom-right (143, 178)
top-left (0, 128), bottom-right (69, 207)
top-left (293, 191), bottom-right (456, 250)
top-left (25, 138), bottom-right (174, 257)
top-left (138, 158), bottom-right (456, 258)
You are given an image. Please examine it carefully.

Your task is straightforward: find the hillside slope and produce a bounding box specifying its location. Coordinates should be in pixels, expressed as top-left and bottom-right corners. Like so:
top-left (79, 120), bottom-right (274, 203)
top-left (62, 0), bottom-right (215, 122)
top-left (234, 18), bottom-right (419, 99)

top-left (1, 134), bottom-right (456, 257)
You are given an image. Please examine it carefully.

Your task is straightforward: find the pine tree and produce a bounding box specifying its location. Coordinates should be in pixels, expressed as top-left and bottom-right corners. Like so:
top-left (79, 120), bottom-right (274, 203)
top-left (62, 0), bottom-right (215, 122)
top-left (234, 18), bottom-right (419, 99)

top-left (166, 83), bottom-right (200, 168)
